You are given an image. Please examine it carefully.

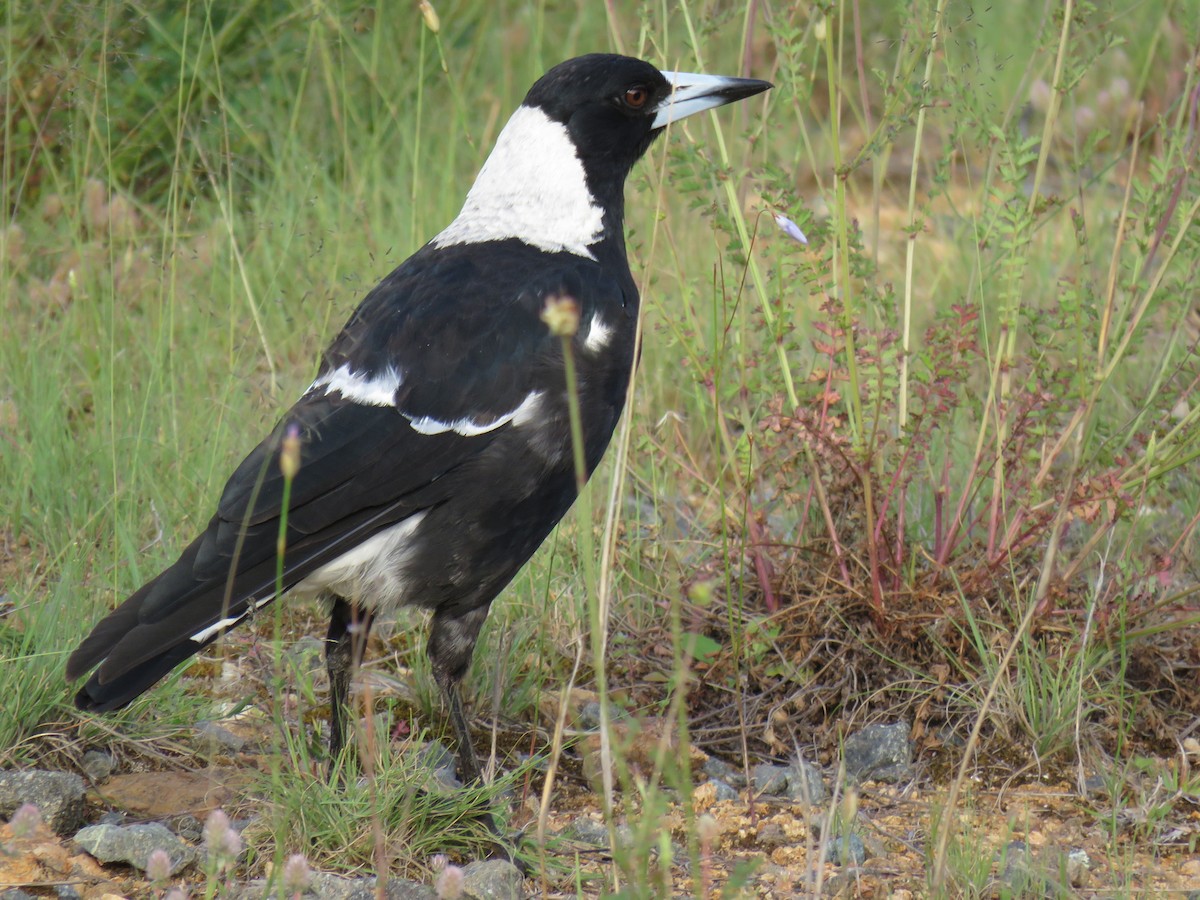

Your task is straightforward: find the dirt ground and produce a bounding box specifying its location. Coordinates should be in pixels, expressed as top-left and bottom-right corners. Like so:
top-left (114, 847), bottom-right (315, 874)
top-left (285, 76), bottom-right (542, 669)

top-left (4, 737), bottom-right (1200, 898)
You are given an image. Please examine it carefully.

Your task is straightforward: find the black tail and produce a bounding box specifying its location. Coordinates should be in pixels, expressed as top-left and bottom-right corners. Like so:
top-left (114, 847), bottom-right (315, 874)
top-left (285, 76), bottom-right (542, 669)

top-left (65, 521), bottom-right (279, 712)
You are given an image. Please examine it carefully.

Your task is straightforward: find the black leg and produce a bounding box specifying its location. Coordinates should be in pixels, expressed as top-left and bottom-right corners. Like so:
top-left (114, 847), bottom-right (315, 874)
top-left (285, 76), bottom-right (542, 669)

top-left (427, 605), bottom-right (490, 784)
top-left (325, 595), bottom-right (374, 771)
top-left (441, 673), bottom-right (483, 785)
top-left (428, 606), bottom-right (529, 870)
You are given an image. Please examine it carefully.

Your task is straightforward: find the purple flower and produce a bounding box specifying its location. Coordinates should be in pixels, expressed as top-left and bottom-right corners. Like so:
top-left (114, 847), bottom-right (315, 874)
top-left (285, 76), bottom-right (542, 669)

top-left (203, 809), bottom-right (242, 867)
top-left (145, 847), bottom-right (173, 883)
top-left (773, 212), bottom-right (808, 245)
top-left (434, 863), bottom-right (465, 899)
top-left (282, 853), bottom-right (312, 894)
top-left (9, 803), bottom-right (41, 838)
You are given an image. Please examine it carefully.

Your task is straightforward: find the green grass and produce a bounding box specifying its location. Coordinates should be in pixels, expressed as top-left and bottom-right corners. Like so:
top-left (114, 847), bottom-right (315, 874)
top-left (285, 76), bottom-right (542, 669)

top-left (4, 0), bottom-right (1200, 894)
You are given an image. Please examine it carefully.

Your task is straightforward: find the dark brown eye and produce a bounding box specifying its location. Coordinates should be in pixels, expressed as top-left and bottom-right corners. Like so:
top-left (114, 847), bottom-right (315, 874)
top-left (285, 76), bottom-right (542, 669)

top-left (623, 86), bottom-right (649, 109)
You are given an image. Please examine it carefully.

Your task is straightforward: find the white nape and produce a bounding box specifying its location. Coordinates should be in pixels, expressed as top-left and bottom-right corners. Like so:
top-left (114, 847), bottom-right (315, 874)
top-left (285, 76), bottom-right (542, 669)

top-left (309, 364), bottom-right (403, 407)
top-left (405, 390), bottom-right (545, 437)
top-left (432, 106), bottom-right (604, 259)
top-left (294, 511), bottom-right (430, 611)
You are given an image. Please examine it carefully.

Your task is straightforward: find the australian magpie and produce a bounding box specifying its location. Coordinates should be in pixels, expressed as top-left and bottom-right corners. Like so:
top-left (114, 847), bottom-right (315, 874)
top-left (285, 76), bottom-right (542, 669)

top-left (66, 54), bottom-right (771, 786)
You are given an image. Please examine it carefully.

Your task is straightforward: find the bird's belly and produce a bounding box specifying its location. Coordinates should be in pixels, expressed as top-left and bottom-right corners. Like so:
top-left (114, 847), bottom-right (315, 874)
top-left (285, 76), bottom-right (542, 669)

top-left (292, 510), bottom-right (429, 610)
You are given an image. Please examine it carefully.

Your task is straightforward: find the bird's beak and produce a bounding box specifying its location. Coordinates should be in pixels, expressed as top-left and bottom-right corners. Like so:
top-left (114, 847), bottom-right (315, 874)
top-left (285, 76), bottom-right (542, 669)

top-left (652, 70), bottom-right (772, 129)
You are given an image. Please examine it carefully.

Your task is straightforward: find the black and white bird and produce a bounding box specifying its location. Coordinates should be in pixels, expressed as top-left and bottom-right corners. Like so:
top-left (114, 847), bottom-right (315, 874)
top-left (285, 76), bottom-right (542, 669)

top-left (67, 54), bottom-right (770, 785)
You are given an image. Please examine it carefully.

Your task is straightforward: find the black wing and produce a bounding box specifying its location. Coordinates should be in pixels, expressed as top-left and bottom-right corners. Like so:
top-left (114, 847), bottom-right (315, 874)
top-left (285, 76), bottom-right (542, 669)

top-left (68, 242), bottom-right (630, 709)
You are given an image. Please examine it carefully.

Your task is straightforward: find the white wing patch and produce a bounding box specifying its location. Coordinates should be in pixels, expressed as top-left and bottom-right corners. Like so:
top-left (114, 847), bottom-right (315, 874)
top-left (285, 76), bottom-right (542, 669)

top-left (190, 597), bottom-right (269, 644)
top-left (405, 390), bottom-right (545, 437)
top-left (583, 316), bottom-right (614, 352)
top-left (431, 106), bottom-right (604, 259)
top-left (309, 364), bottom-right (402, 407)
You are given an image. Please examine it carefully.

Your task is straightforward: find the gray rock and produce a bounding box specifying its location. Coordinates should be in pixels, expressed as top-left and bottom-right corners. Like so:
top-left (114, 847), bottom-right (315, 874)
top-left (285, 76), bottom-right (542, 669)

top-left (512, 752), bottom-right (548, 773)
top-left (1, 890), bottom-right (36, 900)
top-left (196, 720), bottom-right (247, 752)
top-left (701, 755), bottom-right (746, 787)
top-left (418, 740), bottom-right (454, 771)
top-left (576, 700), bottom-right (629, 731)
top-left (415, 741), bottom-right (461, 790)
top-left (1000, 840), bottom-right (1034, 890)
top-left (0, 770), bottom-right (86, 834)
top-left (751, 763), bottom-right (789, 795)
top-left (821, 871), bottom-right (856, 898)
top-left (74, 822), bottom-right (196, 875)
top-left (225, 873), bottom-right (435, 900)
top-left (842, 723), bottom-right (913, 783)
top-left (168, 813), bottom-right (204, 843)
top-left (578, 701), bottom-right (604, 730)
top-left (1065, 848), bottom-right (1090, 886)
top-left (461, 859), bottom-right (524, 900)
top-left (785, 759), bottom-right (828, 803)
top-left (565, 815), bottom-right (635, 849)
top-left (706, 778), bottom-right (739, 802)
top-left (338, 876), bottom-right (438, 900)
top-left (80, 750), bottom-right (115, 783)
top-left (828, 832), bottom-right (866, 865)
top-left (54, 886), bottom-right (82, 900)
top-left (757, 822), bottom-right (787, 849)
top-left (284, 635), bottom-right (327, 669)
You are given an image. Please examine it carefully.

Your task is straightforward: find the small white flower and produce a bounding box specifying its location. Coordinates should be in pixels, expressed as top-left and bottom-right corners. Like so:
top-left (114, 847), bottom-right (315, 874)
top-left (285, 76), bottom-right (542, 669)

top-left (773, 212), bottom-right (808, 245)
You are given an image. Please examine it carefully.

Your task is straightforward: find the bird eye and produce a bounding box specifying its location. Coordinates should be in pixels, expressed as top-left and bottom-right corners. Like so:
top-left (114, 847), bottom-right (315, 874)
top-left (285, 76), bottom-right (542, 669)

top-left (623, 86), bottom-right (649, 109)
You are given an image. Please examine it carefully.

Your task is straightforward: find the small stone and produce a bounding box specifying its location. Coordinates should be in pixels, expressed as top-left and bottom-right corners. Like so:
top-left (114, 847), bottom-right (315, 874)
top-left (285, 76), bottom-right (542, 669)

top-left (223, 873), bottom-right (436, 900)
top-left (512, 751), bottom-right (548, 773)
top-left (0, 770), bottom-right (86, 834)
top-left (80, 750), bottom-right (115, 783)
top-left (1000, 840), bottom-right (1034, 889)
top-left (196, 721), bottom-right (247, 752)
top-left (415, 741), bottom-right (461, 792)
top-left (74, 822), bottom-right (196, 875)
top-left (461, 859), bottom-right (523, 900)
top-left (821, 871), bottom-right (856, 897)
top-left (842, 723), bottom-right (913, 784)
top-left (757, 822), bottom-right (787, 849)
top-left (827, 832), bottom-right (866, 865)
top-left (751, 763), bottom-right (789, 795)
top-left (578, 701), bottom-right (604, 730)
top-left (1065, 848), bottom-right (1090, 887)
top-left (417, 740), bottom-right (454, 771)
top-left (566, 815), bottom-right (608, 845)
top-left (707, 778), bottom-right (739, 802)
top-left (701, 755), bottom-right (746, 787)
top-left (0, 891), bottom-right (37, 900)
top-left (54, 887), bottom-right (82, 900)
top-left (565, 816), bottom-right (632, 849)
top-left (786, 759), bottom-right (828, 803)
top-left (168, 813), bottom-right (203, 843)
